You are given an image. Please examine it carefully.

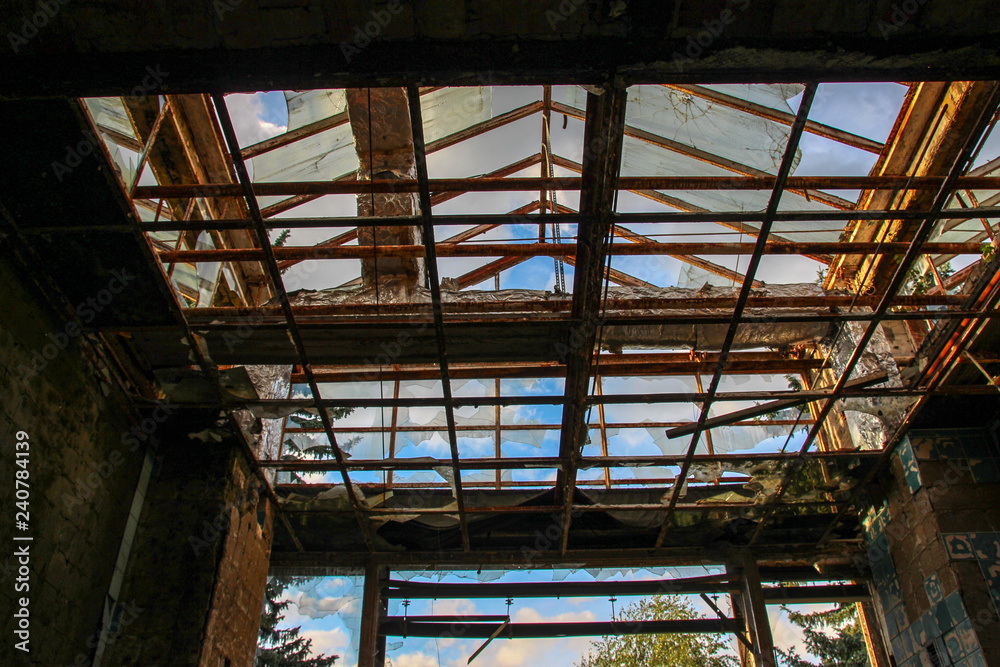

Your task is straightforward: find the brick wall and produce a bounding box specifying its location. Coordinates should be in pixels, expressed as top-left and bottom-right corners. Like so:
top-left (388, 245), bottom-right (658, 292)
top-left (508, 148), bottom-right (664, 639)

top-left (0, 255), bottom-right (144, 665)
top-left (200, 457), bottom-right (274, 666)
top-left (99, 430), bottom-right (273, 666)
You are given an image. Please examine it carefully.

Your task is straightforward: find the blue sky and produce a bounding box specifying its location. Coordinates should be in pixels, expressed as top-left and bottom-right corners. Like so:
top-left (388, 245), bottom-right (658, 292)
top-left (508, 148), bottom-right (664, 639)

top-left (222, 82), bottom-right (920, 665)
top-left (276, 568), bottom-right (840, 666)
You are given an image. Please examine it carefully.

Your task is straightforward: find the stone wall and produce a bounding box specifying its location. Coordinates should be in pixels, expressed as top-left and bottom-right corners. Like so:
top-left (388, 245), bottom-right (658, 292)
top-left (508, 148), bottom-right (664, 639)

top-left (0, 252), bottom-right (273, 665)
top-left (0, 255), bottom-right (144, 665)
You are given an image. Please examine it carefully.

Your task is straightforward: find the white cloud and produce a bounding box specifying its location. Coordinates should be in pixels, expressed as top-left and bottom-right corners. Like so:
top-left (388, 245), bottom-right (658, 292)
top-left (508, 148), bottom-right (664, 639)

top-left (224, 93), bottom-right (286, 148)
top-left (512, 607), bottom-right (595, 623)
top-left (301, 626), bottom-right (351, 658)
top-left (288, 590), bottom-right (359, 619)
top-left (476, 636), bottom-right (594, 667)
top-left (392, 651), bottom-right (440, 667)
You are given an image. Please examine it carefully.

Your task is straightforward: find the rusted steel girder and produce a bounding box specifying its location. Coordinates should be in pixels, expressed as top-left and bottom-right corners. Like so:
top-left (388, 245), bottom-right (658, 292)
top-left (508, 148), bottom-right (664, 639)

top-left (155, 240), bottom-right (986, 263)
top-left (133, 174), bottom-right (1000, 199)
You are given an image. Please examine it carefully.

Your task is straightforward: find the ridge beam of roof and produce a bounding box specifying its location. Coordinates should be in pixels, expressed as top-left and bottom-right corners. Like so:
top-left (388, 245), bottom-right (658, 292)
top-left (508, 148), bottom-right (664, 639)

top-left (554, 87), bottom-right (628, 553)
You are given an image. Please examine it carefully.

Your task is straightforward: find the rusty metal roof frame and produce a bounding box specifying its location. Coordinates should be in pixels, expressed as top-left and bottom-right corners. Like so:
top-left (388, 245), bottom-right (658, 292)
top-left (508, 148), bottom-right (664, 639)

top-left (51, 79), bottom-right (1000, 568)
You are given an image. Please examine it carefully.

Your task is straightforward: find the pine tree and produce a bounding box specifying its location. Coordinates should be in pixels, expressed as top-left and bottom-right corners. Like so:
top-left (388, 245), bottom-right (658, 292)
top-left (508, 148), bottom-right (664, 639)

top-left (281, 408), bottom-right (358, 483)
top-left (576, 596), bottom-right (738, 667)
top-left (776, 603), bottom-right (869, 667)
top-left (272, 229), bottom-right (292, 247)
top-left (257, 576), bottom-right (339, 667)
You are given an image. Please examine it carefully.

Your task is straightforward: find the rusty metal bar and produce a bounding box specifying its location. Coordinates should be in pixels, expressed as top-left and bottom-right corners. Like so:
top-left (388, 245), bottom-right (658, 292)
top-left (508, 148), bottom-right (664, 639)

top-left (241, 109), bottom-right (350, 159)
top-left (293, 353), bottom-right (826, 382)
top-left (211, 91), bottom-right (376, 551)
top-left (284, 418), bottom-right (814, 436)
top-left (596, 376), bottom-right (612, 489)
top-left (154, 240), bottom-right (987, 262)
top-left (426, 99), bottom-right (543, 154)
top-left (406, 83), bottom-right (471, 551)
top-left (386, 378), bottom-right (400, 487)
top-left (494, 377), bottom-right (502, 490)
top-left (655, 82), bottom-right (820, 549)
top-left (381, 618), bottom-right (740, 639)
top-left (383, 578), bottom-right (866, 603)
top-left (664, 371), bottom-right (888, 439)
top-left (132, 175), bottom-right (1000, 199)
top-left (128, 97), bottom-right (172, 198)
top-left (30, 206), bottom-right (1000, 236)
top-left (429, 153), bottom-right (542, 208)
top-left (261, 450), bottom-right (883, 472)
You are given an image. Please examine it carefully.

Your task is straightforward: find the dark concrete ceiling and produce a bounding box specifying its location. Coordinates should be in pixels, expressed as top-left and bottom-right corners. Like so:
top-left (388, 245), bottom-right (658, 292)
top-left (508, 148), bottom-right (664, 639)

top-left (2, 0), bottom-right (1000, 98)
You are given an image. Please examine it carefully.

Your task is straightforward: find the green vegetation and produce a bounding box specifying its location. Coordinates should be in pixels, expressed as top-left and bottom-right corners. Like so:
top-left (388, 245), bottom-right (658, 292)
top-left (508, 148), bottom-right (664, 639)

top-left (576, 596), bottom-right (737, 667)
top-left (777, 603), bottom-right (869, 667)
top-left (257, 576), bottom-right (338, 666)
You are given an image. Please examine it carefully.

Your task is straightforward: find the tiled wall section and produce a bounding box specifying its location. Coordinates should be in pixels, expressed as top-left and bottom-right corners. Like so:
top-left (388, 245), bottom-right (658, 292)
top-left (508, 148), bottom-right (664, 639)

top-left (863, 426), bottom-right (1000, 666)
top-left (865, 502), bottom-right (986, 666)
top-left (943, 532), bottom-right (1000, 616)
top-left (910, 430), bottom-right (1000, 484)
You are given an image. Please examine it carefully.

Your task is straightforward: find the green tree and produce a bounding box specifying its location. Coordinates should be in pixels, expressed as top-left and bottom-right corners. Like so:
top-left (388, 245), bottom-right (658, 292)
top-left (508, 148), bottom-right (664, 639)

top-left (576, 596), bottom-right (738, 667)
top-left (257, 576), bottom-right (339, 666)
top-left (777, 603), bottom-right (869, 667)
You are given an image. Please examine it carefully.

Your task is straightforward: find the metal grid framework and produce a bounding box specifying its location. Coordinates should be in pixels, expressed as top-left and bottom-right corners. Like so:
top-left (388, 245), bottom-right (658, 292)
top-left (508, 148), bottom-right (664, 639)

top-left (66, 79), bottom-right (1000, 563)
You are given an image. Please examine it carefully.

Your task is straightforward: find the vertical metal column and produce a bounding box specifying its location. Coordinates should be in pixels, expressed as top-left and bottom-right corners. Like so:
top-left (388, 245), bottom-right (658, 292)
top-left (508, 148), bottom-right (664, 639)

top-left (359, 562), bottom-right (387, 667)
top-left (734, 556), bottom-right (777, 667)
top-left (858, 601), bottom-right (893, 667)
